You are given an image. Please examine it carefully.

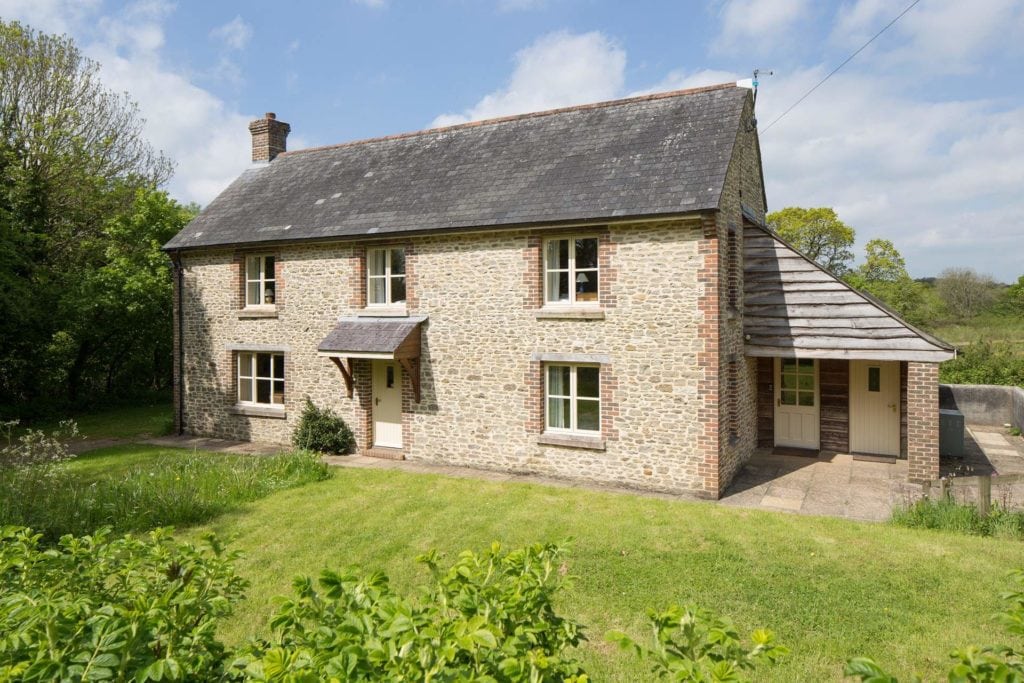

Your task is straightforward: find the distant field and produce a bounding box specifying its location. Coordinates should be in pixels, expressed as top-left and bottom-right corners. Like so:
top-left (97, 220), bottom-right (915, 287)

top-left (929, 315), bottom-right (1024, 353)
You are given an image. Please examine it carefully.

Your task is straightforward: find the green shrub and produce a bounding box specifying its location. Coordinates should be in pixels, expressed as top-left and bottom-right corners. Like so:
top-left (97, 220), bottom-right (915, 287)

top-left (0, 448), bottom-right (331, 543)
top-left (890, 497), bottom-right (1024, 540)
top-left (607, 606), bottom-right (787, 681)
top-left (292, 398), bottom-right (355, 455)
top-left (939, 341), bottom-right (1024, 387)
top-left (0, 526), bottom-right (247, 682)
top-left (233, 542), bottom-right (588, 681)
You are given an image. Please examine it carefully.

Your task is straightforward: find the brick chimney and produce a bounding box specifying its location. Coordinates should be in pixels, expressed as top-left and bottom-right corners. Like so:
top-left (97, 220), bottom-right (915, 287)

top-left (248, 112), bottom-right (290, 162)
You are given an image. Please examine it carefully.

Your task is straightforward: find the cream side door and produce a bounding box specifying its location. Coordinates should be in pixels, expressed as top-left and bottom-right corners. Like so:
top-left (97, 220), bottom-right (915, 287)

top-left (849, 360), bottom-right (900, 456)
top-left (774, 358), bottom-right (820, 450)
top-left (372, 361), bottom-right (403, 449)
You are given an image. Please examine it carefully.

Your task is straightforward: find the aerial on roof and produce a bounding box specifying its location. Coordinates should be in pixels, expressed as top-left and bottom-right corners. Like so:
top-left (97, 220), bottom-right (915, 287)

top-left (164, 83), bottom-right (752, 251)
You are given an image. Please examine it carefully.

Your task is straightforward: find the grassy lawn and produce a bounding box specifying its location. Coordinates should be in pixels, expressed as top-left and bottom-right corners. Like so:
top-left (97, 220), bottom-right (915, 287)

top-left (182, 466), bottom-right (1024, 682)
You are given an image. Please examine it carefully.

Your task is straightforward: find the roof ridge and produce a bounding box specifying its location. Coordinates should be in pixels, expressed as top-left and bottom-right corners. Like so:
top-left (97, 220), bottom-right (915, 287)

top-left (278, 82), bottom-right (743, 158)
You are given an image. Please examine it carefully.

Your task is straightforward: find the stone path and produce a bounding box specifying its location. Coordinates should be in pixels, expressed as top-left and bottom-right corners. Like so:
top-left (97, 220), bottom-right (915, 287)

top-left (719, 452), bottom-right (922, 522)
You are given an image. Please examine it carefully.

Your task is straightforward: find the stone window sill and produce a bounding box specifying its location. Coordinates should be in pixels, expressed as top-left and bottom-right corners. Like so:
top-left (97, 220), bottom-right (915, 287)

top-left (357, 306), bottom-right (409, 318)
top-left (536, 433), bottom-right (606, 451)
top-left (229, 404), bottom-right (286, 419)
top-left (534, 308), bottom-right (605, 321)
top-left (237, 306), bottom-right (278, 319)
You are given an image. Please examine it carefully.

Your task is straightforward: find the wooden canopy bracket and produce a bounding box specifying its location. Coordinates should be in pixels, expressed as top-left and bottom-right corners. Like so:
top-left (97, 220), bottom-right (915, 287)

top-left (329, 356), bottom-right (354, 398)
top-left (398, 357), bottom-right (421, 403)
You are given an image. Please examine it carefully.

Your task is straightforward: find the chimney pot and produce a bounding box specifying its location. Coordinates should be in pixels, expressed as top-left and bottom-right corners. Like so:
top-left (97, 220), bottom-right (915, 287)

top-left (248, 112), bottom-right (290, 162)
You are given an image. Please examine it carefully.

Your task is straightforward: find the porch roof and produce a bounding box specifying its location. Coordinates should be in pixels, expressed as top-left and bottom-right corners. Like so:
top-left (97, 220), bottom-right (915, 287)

top-left (743, 219), bottom-right (955, 363)
top-left (317, 316), bottom-right (425, 360)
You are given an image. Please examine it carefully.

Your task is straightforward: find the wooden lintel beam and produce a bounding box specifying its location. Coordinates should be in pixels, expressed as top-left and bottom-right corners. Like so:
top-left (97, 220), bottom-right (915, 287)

top-left (398, 358), bottom-right (421, 403)
top-left (329, 356), bottom-right (354, 398)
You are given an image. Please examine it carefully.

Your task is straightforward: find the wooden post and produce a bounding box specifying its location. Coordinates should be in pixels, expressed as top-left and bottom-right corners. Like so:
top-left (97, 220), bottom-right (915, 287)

top-left (978, 475), bottom-right (991, 517)
top-left (329, 356), bottom-right (354, 398)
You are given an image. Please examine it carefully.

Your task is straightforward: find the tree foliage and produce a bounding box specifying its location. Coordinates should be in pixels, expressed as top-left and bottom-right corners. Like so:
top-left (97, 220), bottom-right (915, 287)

top-left (766, 207), bottom-right (855, 274)
top-left (935, 267), bottom-right (999, 321)
top-left (0, 20), bottom-right (190, 414)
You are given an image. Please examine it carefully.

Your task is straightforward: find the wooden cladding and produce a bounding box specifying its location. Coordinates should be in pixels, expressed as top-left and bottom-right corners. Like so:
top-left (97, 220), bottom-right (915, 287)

top-left (743, 223), bottom-right (954, 362)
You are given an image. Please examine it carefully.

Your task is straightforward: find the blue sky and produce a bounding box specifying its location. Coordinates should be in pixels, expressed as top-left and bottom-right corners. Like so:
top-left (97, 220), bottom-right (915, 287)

top-left (2, 0), bottom-right (1023, 280)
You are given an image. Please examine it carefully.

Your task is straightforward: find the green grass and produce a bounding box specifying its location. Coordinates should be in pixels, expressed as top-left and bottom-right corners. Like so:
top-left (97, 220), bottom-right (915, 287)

top-left (183, 467), bottom-right (1024, 682)
top-left (930, 314), bottom-right (1024, 352)
top-left (892, 497), bottom-right (1024, 539)
top-left (0, 445), bottom-right (331, 542)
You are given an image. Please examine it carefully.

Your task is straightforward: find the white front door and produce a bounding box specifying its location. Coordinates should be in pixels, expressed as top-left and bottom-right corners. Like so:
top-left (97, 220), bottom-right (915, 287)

top-left (849, 360), bottom-right (900, 456)
top-left (372, 361), bottom-right (403, 449)
top-left (774, 358), bottom-right (820, 450)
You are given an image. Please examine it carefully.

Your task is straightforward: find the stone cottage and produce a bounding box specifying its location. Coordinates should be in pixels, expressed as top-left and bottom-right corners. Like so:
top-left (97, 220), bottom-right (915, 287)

top-left (163, 83), bottom-right (955, 498)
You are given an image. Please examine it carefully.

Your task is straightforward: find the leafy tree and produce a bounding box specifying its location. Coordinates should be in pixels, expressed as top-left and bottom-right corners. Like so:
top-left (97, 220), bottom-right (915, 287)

top-left (935, 267), bottom-right (999, 320)
top-left (0, 20), bottom-right (180, 412)
top-left (1002, 275), bottom-right (1024, 315)
top-left (766, 207), bottom-right (856, 274)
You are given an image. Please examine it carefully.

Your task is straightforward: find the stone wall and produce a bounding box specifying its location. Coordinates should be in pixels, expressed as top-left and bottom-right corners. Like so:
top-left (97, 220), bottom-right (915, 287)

top-left (711, 90), bottom-right (763, 493)
top-left (178, 219), bottom-right (723, 495)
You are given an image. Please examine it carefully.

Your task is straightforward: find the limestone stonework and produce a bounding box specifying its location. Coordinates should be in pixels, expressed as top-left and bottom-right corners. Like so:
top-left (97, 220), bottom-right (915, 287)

top-left (176, 219), bottom-right (738, 495)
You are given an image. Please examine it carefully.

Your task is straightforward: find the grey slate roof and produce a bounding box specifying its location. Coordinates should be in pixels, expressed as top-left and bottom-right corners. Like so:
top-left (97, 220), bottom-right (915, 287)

top-left (164, 84), bottom-right (750, 251)
top-left (318, 317), bottom-right (425, 355)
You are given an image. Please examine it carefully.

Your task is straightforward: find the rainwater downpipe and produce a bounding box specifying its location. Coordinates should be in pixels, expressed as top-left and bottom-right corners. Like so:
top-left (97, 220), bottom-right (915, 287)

top-left (172, 252), bottom-right (185, 435)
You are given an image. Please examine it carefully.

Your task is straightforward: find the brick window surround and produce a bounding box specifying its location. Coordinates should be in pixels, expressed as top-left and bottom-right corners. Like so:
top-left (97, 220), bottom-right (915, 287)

top-left (523, 229), bottom-right (616, 310)
top-left (233, 252), bottom-right (285, 313)
top-left (350, 244), bottom-right (416, 310)
top-left (527, 354), bottom-right (618, 448)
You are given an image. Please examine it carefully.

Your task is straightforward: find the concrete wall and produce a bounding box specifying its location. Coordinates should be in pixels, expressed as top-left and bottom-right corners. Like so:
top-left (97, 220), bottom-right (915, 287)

top-left (940, 383), bottom-right (1024, 429)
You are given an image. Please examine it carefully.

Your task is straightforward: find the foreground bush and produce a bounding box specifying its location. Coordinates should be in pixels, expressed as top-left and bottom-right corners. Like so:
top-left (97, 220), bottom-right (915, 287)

top-left (233, 542), bottom-right (589, 682)
top-left (891, 497), bottom-right (1024, 540)
top-left (292, 398), bottom-right (355, 455)
top-left (0, 447), bottom-right (331, 542)
top-left (608, 606), bottom-right (787, 681)
top-left (0, 526), bottom-right (247, 682)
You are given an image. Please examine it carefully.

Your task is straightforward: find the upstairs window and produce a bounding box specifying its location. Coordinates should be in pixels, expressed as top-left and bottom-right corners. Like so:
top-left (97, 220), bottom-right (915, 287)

top-left (367, 247), bottom-right (406, 306)
top-left (237, 352), bottom-right (284, 406)
top-left (544, 237), bottom-right (598, 305)
top-left (245, 255), bottom-right (276, 306)
top-left (545, 364), bottom-right (601, 435)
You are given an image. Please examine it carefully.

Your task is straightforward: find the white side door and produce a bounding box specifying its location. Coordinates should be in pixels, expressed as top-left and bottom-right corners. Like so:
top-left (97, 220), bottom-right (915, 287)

top-left (774, 358), bottom-right (820, 450)
top-left (849, 360), bottom-right (900, 456)
top-left (372, 361), bottom-right (403, 449)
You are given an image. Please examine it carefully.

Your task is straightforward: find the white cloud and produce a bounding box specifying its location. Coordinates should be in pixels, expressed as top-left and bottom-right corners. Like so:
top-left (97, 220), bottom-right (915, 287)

top-left (756, 69), bottom-right (1024, 280)
top-left (832, 0), bottom-right (1024, 73)
top-left (209, 15), bottom-right (252, 51)
top-left (0, 0), bottom-right (101, 35)
top-left (352, 0), bottom-right (387, 8)
top-left (0, 0), bottom-right (259, 206)
top-left (432, 30), bottom-right (626, 127)
top-left (715, 0), bottom-right (811, 51)
top-left (629, 68), bottom-right (739, 97)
